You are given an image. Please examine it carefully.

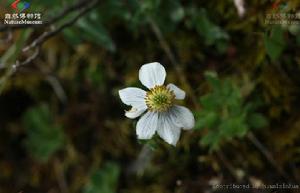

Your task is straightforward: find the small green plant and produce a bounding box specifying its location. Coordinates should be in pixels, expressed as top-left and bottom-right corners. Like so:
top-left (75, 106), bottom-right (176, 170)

top-left (187, 8), bottom-right (229, 53)
top-left (84, 162), bottom-right (120, 193)
top-left (195, 71), bottom-right (268, 151)
top-left (23, 104), bottom-right (65, 162)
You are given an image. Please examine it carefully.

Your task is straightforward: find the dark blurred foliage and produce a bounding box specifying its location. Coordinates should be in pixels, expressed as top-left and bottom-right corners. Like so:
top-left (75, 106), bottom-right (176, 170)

top-left (0, 0), bottom-right (300, 193)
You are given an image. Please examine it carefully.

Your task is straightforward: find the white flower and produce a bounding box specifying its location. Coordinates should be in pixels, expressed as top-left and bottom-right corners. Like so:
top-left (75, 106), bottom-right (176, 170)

top-left (119, 62), bottom-right (195, 146)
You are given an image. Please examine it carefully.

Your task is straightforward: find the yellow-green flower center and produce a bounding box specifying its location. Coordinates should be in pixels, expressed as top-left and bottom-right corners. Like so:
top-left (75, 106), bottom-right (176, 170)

top-left (145, 85), bottom-right (175, 112)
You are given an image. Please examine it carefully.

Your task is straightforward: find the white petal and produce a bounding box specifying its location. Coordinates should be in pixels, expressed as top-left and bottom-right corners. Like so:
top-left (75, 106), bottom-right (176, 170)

top-left (125, 107), bottom-right (147, 119)
top-left (167, 83), bottom-right (185, 100)
top-left (157, 113), bottom-right (181, 146)
top-left (139, 62), bottom-right (166, 89)
top-left (170, 105), bottom-right (195, 130)
top-left (136, 111), bottom-right (158, 139)
top-left (119, 87), bottom-right (147, 110)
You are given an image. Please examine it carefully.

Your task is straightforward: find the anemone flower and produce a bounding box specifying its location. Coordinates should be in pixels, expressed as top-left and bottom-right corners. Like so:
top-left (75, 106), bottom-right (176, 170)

top-left (119, 62), bottom-right (195, 146)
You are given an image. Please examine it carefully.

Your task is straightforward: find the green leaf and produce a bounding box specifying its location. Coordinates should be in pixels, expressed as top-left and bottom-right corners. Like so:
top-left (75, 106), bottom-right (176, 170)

top-left (76, 18), bottom-right (116, 52)
top-left (84, 162), bottom-right (120, 193)
top-left (195, 111), bottom-right (218, 130)
top-left (192, 8), bottom-right (229, 46)
top-left (23, 104), bottom-right (65, 162)
top-left (62, 28), bottom-right (82, 45)
top-left (264, 26), bottom-right (286, 61)
top-left (201, 132), bottom-right (220, 151)
top-left (219, 115), bottom-right (248, 138)
top-left (200, 95), bottom-right (220, 110)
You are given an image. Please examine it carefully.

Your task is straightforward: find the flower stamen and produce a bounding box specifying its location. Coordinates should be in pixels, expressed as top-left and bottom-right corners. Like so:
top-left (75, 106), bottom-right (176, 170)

top-left (145, 85), bottom-right (175, 112)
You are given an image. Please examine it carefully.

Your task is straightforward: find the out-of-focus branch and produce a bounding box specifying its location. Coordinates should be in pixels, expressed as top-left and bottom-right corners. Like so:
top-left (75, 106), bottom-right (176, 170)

top-left (0, 0), bottom-right (93, 32)
top-left (215, 150), bottom-right (241, 181)
top-left (247, 132), bottom-right (293, 182)
top-left (12, 47), bottom-right (40, 72)
top-left (46, 75), bottom-right (68, 103)
top-left (0, 47), bottom-right (40, 81)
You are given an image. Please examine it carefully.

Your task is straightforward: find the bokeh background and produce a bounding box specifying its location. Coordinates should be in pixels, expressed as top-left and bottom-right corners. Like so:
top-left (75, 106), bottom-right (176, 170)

top-left (0, 0), bottom-right (300, 192)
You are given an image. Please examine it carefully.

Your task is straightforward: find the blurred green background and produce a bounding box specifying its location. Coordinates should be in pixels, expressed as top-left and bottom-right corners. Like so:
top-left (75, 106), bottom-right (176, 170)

top-left (0, 0), bottom-right (300, 192)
